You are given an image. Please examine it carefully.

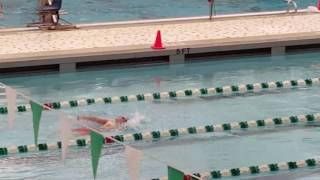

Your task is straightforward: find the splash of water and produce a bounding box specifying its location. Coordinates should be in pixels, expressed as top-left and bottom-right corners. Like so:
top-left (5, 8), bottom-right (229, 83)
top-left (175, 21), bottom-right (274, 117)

top-left (126, 111), bottom-right (145, 129)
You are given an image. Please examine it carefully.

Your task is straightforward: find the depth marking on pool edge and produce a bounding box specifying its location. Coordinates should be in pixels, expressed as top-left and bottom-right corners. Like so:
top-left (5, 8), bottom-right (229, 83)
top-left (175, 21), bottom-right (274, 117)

top-left (0, 77), bottom-right (319, 114)
top-left (0, 112), bottom-right (320, 156)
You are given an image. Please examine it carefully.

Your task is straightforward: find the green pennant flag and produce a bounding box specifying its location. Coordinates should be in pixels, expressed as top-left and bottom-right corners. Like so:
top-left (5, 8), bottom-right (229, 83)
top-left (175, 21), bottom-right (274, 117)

top-left (90, 131), bottom-right (104, 180)
top-left (30, 101), bottom-right (43, 145)
top-left (168, 166), bottom-right (184, 180)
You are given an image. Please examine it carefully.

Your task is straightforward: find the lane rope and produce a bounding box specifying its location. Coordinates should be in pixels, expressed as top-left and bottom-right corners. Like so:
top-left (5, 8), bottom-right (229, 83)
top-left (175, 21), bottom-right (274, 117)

top-left (0, 78), bottom-right (319, 114)
top-left (152, 157), bottom-right (320, 180)
top-left (1, 112), bottom-right (319, 156)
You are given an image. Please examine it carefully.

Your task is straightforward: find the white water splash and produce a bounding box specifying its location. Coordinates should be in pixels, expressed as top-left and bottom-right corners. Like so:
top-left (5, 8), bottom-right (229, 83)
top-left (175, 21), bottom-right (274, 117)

top-left (127, 111), bottom-right (145, 129)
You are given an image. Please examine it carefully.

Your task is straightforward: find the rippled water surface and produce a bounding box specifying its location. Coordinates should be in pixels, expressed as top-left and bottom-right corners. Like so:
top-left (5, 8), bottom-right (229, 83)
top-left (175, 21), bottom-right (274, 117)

top-left (1, 52), bottom-right (320, 179)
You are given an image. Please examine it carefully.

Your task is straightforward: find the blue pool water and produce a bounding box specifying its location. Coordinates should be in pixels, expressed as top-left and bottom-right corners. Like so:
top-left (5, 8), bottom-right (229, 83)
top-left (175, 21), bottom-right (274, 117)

top-left (2, 52), bottom-right (320, 179)
top-left (0, 0), bottom-right (317, 27)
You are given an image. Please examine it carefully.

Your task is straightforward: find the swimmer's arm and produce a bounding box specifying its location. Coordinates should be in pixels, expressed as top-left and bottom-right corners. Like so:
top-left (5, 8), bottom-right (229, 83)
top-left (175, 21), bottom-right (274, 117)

top-left (78, 116), bottom-right (110, 125)
top-left (73, 128), bottom-right (90, 135)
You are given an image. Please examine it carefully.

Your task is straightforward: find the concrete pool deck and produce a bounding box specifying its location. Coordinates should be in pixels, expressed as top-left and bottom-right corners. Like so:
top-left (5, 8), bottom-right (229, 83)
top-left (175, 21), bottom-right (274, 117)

top-left (1, 10), bottom-right (320, 72)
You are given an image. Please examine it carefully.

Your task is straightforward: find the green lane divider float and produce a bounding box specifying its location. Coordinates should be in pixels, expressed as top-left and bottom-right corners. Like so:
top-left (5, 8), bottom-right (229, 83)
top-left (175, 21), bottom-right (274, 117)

top-left (1, 112), bottom-right (320, 156)
top-left (152, 158), bottom-right (320, 180)
top-left (0, 78), bottom-right (319, 114)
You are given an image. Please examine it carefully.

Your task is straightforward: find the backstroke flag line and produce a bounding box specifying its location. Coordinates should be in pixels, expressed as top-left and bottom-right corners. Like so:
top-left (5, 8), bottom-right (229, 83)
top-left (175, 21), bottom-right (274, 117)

top-left (168, 166), bottom-right (185, 180)
top-left (5, 86), bottom-right (17, 128)
top-left (90, 130), bottom-right (104, 180)
top-left (59, 113), bottom-right (72, 161)
top-left (30, 100), bottom-right (43, 145)
top-left (125, 146), bottom-right (143, 180)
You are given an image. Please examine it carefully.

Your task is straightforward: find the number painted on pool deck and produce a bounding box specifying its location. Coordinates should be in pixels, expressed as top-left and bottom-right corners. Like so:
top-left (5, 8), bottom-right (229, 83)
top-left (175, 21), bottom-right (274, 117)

top-left (176, 48), bottom-right (191, 55)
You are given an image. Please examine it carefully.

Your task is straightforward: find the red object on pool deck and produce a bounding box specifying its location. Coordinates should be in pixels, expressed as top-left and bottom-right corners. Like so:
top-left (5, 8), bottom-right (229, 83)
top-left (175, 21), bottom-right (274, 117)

top-left (318, 0), bottom-right (320, 10)
top-left (151, 30), bottom-right (165, 50)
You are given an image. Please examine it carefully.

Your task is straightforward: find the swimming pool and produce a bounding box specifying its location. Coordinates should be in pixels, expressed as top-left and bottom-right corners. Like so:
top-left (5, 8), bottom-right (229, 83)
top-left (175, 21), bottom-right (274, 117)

top-left (1, 51), bottom-right (320, 179)
top-left (0, 0), bottom-right (317, 27)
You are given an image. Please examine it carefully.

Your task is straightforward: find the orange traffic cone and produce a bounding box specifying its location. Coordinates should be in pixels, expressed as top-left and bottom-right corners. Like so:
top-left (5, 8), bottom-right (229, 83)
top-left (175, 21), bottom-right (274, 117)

top-left (151, 30), bottom-right (165, 50)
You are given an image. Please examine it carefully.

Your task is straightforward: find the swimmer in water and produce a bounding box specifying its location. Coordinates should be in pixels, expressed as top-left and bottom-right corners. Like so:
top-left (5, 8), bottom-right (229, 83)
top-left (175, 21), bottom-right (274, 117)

top-left (73, 115), bottom-right (128, 135)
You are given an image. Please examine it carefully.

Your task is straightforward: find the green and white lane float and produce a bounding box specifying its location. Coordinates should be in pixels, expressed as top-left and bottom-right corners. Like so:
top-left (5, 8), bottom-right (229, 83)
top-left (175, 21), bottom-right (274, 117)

top-left (153, 158), bottom-right (319, 179)
top-left (1, 112), bottom-right (319, 156)
top-left (0, 77), bottom-right (319, 114)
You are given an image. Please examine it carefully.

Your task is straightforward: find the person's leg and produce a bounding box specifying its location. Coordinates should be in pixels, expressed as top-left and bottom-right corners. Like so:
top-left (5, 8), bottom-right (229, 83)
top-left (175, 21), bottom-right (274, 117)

top-left (0, 1), bottom-right (4, 17)
top-left (52, 13), bottom-right (58, 24)
top-left (286, 2), bottom-right (290, 12)
top-left (293, 1), bottom-right (297, 12)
